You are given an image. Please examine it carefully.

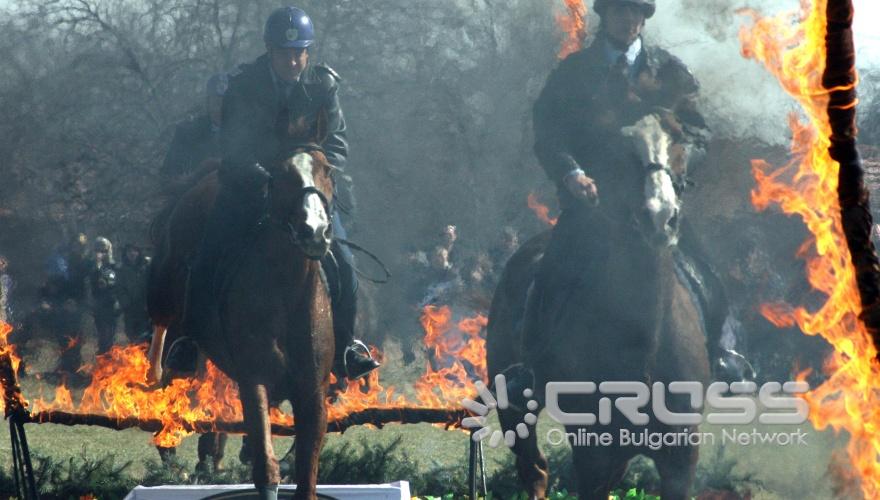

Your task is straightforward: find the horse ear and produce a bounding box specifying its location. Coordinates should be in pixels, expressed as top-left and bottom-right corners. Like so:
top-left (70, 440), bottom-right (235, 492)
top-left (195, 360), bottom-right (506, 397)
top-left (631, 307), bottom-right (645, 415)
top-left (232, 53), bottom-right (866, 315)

top-left (312, 106), bottom-right (329, 145)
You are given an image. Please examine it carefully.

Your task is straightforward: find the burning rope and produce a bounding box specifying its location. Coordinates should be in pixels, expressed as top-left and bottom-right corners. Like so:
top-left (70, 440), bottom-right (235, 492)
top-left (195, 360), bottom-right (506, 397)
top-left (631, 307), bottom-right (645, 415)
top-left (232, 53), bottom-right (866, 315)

top-left (824, 0), bottom-right (880, 355)
top-left (0, 306), bottom-right (486, 445)
top-left (21, 407), bottom-right (468, 437)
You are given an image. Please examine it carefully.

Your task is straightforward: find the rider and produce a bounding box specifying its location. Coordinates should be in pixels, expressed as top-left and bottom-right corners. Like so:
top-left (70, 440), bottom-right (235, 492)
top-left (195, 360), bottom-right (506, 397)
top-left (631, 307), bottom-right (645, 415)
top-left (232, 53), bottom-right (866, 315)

top-left (529, 0), bottom-right (752, 381)
top-left (160, 73), bottom-right (228, 181)
top-left (187, 6), bottom-right (379, 381)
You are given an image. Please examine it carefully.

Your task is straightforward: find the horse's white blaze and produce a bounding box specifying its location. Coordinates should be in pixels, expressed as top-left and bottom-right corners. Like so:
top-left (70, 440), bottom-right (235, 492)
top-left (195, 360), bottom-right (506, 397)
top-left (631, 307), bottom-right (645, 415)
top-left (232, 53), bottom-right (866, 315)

top-left (292, 153), bottom-right (329, 241)
top-left (623, 114), bottom-right (680, 245)
top-left (645, 169), bottom-right (680, 245)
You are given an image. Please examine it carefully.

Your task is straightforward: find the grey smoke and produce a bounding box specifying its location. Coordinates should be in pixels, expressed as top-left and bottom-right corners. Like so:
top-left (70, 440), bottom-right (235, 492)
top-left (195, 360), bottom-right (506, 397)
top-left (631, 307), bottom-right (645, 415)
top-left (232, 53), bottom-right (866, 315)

top-left (603, 0), bottom-right (880, 146)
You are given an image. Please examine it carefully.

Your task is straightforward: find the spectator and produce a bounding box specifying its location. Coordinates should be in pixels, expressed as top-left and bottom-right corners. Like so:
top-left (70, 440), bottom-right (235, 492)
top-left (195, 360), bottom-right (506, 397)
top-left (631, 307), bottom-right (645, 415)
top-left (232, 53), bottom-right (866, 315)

top-left (87, 237), bottom-right (121, 355)
top-left (116, 244), bottom-right (151, 342)
top-left (62, 233), bottom-right (92, 302)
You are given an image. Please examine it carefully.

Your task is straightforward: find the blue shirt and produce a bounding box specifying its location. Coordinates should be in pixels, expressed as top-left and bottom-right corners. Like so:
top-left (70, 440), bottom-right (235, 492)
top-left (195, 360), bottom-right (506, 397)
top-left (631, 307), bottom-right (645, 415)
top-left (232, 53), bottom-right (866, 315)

top-left (602, 36), bottom-right (643, 81)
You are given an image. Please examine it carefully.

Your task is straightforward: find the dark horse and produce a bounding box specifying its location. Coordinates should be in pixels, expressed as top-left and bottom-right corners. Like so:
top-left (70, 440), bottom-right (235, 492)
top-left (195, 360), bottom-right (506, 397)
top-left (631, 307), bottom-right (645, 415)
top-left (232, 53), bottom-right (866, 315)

top-left (487, 115), bottom-right (710, 500)
top-left (147, 113), bottom-right (336, 500)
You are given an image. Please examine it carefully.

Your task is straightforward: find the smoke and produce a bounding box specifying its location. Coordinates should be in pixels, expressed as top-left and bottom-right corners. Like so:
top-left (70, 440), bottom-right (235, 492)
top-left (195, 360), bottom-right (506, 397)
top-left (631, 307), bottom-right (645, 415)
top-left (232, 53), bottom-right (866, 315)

top-left (602, 0), bottom-right (880, 146)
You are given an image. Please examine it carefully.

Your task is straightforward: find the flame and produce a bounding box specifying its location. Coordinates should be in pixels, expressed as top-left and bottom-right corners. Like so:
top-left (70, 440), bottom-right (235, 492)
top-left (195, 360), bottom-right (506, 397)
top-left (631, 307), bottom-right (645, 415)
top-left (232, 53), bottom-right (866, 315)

top-left (0, 321), bottom-right (21, 377)
top-left (556, 0), bottom-right (588, 59)
top-left (75, 344), bottom-right (241, 447)
top-left (528, 193), bottom-right (559, 226)
top-left (0, 302), bottom-right (490, 446)
top-left (415, 306), bottom-right (488, 402)
top-left (0, 321), bottom-right (26, 414)
top-left (327, 306), bottom-right (487, 421)
top-left (741, 0), bottom-right (880, 495)
top-left (63, 335), bottom-right (80, 352)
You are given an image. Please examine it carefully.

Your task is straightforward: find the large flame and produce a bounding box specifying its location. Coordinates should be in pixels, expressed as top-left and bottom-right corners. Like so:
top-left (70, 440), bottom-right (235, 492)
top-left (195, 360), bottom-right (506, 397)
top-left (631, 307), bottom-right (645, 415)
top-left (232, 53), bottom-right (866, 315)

top-left (4, 305), bottom-right (488, 447)
top-left (556, 0), bottom-right (588, 59)
top-left (328, 306), bottom-right (488, 421)
top-left (740, 0), bottom-right (880, 495)
top-left (0, 321), bottom-right (26, 414)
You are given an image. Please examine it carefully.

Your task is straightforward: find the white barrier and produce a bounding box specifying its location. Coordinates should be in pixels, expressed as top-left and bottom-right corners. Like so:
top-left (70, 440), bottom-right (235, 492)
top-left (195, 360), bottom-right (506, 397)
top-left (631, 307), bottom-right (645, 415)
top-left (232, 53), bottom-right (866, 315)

top-left (123, 481), bottom-right (411, 499)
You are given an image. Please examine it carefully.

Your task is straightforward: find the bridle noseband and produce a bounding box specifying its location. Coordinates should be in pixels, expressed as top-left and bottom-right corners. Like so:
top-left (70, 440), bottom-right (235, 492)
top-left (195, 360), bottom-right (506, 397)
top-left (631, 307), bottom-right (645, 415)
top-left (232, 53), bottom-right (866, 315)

top-left (268, 142), bottom-right (335, 254)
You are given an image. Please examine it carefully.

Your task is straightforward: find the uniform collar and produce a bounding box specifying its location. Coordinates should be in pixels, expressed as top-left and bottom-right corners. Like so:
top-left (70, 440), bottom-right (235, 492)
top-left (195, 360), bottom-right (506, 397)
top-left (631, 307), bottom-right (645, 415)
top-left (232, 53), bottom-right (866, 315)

top-left (602, 36), bottom-right (642, 66)
top-left (269, 62), bottom-right (298, 98)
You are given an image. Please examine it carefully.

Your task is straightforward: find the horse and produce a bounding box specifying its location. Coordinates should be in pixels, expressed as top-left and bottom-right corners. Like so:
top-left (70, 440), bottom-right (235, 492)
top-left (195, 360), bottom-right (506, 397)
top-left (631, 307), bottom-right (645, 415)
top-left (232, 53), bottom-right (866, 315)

top-left (146, 158), bottom-right (233, 470)
top-left (147, 111), bottom-right (336, 500)
top-left (487, 114), bottom-right (711, 500)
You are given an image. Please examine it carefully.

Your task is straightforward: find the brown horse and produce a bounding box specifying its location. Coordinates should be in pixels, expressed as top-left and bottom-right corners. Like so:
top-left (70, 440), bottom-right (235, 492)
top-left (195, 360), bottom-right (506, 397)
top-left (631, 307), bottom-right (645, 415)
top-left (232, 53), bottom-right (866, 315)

top-left (487, 115), bottom-right (711, 500)
top-left (147, 159), bottom-right (232, 470)
top-left (147, 114), bottom-right (336, 500)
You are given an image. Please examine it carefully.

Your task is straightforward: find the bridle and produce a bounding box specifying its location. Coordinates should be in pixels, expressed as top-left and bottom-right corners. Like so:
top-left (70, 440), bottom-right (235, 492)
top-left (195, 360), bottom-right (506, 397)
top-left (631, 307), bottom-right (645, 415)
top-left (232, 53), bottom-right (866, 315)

top-left (267, 142), bottom-right (334, 253)
top-left (267, 142), bottom-right (392, 283)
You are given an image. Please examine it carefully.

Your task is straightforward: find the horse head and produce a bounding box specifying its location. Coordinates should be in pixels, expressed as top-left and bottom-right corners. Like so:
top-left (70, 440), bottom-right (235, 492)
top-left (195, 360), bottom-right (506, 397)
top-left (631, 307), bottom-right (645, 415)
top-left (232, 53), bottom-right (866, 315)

top-left (620, 113), bottom-right (681, 248)
top-left (271, 107), bottom-right (336, 259)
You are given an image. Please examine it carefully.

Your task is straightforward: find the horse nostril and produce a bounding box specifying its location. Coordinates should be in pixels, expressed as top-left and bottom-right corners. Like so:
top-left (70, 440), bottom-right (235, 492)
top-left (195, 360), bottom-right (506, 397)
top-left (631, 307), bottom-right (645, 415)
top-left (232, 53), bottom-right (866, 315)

top-left (667, 211), bottom-right (680, 231)
top-left (322, 226), bottom-right (331, 241)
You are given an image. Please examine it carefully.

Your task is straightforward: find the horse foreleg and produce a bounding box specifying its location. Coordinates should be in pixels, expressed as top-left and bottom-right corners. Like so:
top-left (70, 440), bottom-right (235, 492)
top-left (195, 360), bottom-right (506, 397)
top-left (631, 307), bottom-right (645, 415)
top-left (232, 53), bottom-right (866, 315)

top-left (146, 325), bottom-right (167, 386)
top-left (290, 381), bottom-right (327, 500)
top-left (241, 382), bottom-right (280, 500)
top-left (652, 436), bottom-right (699, 500)
top-left (571, 446), bottom-right (631, 500)
top-left (498, 407), bottom-right (548, 499)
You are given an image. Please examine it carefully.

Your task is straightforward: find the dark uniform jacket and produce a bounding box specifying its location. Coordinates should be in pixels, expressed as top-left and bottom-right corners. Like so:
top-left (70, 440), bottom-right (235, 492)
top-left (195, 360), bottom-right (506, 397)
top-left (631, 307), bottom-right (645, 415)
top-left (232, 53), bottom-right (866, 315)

top-left (221, 54), bottom-right (348, 178)
top-left (533, 34), bottom-right (709, 205)
top-left (160, 114), bottom-right (219, 177)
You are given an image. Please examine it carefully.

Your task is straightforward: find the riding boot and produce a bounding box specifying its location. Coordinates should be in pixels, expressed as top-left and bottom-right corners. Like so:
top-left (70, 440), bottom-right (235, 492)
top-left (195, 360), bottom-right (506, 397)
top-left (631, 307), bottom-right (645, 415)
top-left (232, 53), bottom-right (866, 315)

top-left (184, 163), bottom-right (270, 340)
top-left (677, 222), bottom-right (756, 382)
top-left (507, 209), bottom-right (584, 396)
top-left (322, 213), bottom-right (379, 381)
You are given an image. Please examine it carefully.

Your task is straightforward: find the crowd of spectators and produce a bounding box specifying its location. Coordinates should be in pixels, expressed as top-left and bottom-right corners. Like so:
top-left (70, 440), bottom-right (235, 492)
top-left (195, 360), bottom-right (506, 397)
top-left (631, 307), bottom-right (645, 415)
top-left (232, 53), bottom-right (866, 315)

top-left (3, 234), bottom-right (150, 385)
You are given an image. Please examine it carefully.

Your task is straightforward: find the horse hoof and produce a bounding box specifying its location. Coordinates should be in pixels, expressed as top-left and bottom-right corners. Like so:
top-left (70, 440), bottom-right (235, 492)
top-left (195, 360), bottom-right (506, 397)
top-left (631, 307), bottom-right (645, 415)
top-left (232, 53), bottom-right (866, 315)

top-left (257, 485), bottom-right (279, 500)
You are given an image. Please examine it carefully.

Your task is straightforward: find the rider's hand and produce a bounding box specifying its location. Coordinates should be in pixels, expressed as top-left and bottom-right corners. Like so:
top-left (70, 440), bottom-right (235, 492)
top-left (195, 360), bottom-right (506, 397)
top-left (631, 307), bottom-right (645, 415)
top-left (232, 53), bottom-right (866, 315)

top-left (563, 170), bottom-right (599, 205)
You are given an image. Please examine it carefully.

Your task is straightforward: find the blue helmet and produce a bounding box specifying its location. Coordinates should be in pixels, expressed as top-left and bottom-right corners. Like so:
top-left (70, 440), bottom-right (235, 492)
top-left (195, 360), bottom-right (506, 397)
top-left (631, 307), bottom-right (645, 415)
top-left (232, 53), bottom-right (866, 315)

top-left (264, 6), bottom-right (315, 49)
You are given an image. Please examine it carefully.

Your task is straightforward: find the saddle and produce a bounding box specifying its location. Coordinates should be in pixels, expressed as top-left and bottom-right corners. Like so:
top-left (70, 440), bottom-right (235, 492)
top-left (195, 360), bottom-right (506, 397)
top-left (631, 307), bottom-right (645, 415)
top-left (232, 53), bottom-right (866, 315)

top-left (519, 226), bottom-right (731, 371)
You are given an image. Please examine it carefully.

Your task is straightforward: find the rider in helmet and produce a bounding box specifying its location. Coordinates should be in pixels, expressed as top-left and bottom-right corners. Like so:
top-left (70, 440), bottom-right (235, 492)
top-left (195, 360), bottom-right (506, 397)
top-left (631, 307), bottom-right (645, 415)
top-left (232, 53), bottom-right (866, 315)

top-left (187, 6), bottom-right (379, 382)
top-left (160, 73), bottom-right (228, 180)
top-left (529, 0), bottom-right (753, 382)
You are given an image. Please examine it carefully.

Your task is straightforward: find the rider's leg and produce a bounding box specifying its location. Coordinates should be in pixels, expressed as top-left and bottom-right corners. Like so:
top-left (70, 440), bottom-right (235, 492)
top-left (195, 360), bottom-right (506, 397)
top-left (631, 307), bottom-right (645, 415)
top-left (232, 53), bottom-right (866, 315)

top-left (513, 209), bottom-right (583, 396)
top-left (185, 163), bottom-right (270, 337)
top-left (677, 220), bottom-right (754, 381)
top-left (322, 212), bottom-right (379, 380)
top-left (521, 209), bottom-right (585, 363)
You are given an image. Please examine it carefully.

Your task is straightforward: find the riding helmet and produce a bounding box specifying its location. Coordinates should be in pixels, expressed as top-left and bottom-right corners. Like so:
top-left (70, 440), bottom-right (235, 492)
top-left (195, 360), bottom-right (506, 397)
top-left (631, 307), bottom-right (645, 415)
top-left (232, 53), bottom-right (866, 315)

top-left (264, 6), bottom-right (315, 49)
top-left (594, 0), bottom-right (656, 19)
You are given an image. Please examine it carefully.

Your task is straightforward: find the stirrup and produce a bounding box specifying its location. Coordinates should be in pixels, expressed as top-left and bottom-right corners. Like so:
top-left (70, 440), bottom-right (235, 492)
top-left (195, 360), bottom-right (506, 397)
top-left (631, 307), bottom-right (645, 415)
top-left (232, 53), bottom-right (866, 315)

top-left (344, 340), bottom-right (380, 380)
top-left (714, 348), bottom-right (757, 383)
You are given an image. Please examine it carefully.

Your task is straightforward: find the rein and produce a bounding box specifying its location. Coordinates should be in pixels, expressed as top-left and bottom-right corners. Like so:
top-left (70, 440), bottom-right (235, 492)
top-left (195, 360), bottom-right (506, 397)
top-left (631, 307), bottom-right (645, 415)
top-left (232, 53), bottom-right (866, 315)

top-left (336, 238), bottom-right (392, 284)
